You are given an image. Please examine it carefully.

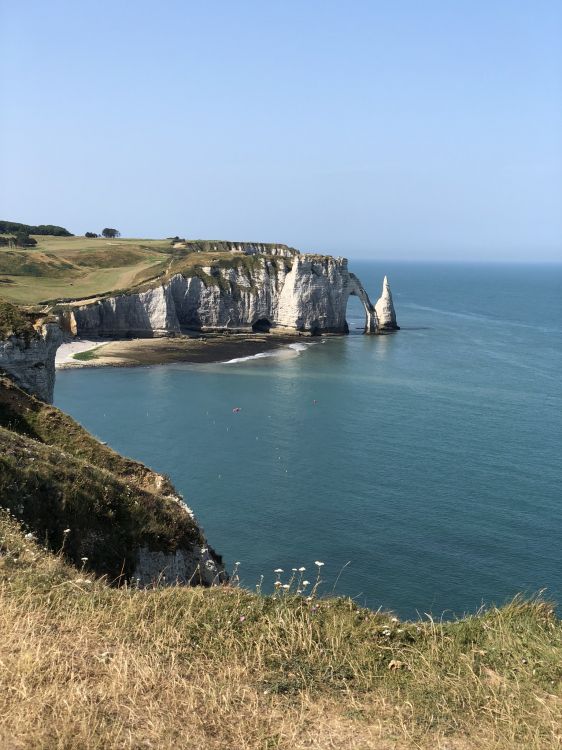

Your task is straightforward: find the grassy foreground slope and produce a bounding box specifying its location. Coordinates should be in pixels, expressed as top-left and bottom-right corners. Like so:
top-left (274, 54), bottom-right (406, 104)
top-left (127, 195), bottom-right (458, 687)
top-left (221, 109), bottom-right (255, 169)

top-left (1, 512), bottom-right (561, 749)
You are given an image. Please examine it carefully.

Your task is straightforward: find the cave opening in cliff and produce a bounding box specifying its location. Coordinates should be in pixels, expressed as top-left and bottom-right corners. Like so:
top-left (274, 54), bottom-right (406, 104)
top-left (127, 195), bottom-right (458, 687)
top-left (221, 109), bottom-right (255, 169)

top-left (252, 318), bottom-right (271, 333)
top-left (345, 293), bottom-right (366, 334)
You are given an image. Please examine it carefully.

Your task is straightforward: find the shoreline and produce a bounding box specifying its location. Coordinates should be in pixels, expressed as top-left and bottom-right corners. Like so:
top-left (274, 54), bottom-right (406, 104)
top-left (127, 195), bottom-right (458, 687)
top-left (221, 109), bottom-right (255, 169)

top-left (55, 333), bottom-right (312, 369)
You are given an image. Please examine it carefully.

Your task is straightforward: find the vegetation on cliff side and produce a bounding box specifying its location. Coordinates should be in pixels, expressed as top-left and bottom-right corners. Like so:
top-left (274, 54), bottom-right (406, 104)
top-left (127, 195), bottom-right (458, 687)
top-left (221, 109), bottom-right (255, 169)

top-left (0, 300), bottom-right (37, 340)
top-left (132, 249), bottom-right (294, 296)
top-left (1, 509), bottom-right (560, 749)
top-left (0, 376), bottom-right (204, 582)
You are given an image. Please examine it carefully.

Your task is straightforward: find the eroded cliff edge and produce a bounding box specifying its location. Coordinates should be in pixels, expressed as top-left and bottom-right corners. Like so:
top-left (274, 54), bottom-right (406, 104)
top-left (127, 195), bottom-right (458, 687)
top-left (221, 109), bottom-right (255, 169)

top-left (0, 374), bottom-right (225, 587)
top-left (0, 302), bottom-right (62, 402)
top-left (60, 253), bottom-right (398, 338)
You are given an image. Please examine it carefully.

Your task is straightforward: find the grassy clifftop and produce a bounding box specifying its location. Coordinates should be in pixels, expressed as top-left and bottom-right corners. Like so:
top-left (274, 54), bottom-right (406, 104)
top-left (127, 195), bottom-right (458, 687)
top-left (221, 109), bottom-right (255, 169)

top-left (1, 510), bottom-right (561, 749)
top-left (0, 376), bottom-right (205, 582)
top-left (0, 235), bottom-right (299, 305)
top-left (0, 235), bottom-right (174, 304)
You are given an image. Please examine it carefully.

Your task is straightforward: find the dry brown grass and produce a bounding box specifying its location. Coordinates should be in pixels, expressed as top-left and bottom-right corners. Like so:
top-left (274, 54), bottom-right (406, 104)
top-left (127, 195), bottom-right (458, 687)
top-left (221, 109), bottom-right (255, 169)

top-left (1, 512), bottom-right (561, 750)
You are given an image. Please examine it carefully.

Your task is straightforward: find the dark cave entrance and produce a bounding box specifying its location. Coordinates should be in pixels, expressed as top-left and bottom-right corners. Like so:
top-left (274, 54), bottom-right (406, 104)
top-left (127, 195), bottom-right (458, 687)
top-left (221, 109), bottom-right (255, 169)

top-left (252, 318), bottom-right (272, 333)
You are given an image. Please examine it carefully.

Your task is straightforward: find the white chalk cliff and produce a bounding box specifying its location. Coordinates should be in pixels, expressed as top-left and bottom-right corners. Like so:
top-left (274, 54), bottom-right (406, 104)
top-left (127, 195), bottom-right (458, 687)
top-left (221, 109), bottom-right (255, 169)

top-left (0, 323), bottom-right (62, 403)
top-left (66, 255), bottom-right (398, 337)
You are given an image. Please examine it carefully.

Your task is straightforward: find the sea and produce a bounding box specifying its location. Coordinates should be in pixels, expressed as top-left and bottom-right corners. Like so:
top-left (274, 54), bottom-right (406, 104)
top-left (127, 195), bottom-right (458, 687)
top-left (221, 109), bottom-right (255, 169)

top-left (55, 262), bottom-right (562, 619)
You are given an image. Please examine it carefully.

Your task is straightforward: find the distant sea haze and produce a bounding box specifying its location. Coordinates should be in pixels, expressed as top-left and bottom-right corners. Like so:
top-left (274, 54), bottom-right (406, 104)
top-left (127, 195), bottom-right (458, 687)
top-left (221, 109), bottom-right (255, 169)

top-left (55, 262), bottom-right (562, 618)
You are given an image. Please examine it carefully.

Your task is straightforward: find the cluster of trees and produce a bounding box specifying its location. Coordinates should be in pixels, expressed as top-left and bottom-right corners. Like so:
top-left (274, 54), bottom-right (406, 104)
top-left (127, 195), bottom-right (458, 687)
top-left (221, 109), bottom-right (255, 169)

top-left (85, 228), bottom-right (121, 239)
top-left (0, 234), bottom-right (37, 248)
top-left (0, 220), bottom-right (122, 248)
top-left (0, 221), bottom-right (72, 237)
top-left (0, 220), bottom-right (72, 249)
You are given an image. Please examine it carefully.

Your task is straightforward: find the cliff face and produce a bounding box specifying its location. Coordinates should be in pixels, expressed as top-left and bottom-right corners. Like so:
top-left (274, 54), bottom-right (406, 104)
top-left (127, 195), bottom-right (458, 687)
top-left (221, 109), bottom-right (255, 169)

top-left (68, 255), bottom-right (391, 337)
top-left (0, 321), bottom-right (62, 403)
top-left (0, 376), bottom-right (225, 587)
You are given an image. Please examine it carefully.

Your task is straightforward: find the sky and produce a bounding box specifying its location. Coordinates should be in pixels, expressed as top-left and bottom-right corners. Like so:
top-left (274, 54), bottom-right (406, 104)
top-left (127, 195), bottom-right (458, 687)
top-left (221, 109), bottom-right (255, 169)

top-left (1, 1), bottom-right (561, 261)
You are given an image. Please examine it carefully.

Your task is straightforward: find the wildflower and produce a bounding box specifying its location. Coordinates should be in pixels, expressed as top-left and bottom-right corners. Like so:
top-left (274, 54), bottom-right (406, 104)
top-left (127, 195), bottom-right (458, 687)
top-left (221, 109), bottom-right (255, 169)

top-left (298, 566), bottom-right (305, 572)
top-left (81, 557), bottom-right (88, 563)
top-left (239, 616), bottom-right (246, 622)
top-left (274, 568), bottom-right (284, 573)
top-left (24, 533), bottom-right (35, 541)
top-left (282, 584), bottom-right (290, 590)
top-left (314, 561), bottom-right (324, 567)
top-left (63, 528), bottom-right (71, 534)
top-left (302, 580), bottom-right (310, 586)
top-left (292, 567), bottom-right (297, 572)
top-left (390, 617), bottom-right (399, 624)
top-left (274, 581), bottom-right (282, 588)
top-left (382, 628), bottom-right (391, 636)
top-left (234, 561), bottom-right (241, 566)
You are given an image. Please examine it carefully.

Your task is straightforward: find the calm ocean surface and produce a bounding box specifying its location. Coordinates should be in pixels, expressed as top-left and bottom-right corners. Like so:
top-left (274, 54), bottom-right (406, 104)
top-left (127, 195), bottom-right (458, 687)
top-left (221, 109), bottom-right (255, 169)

top-left (55, 262), bottom-right (562, 618)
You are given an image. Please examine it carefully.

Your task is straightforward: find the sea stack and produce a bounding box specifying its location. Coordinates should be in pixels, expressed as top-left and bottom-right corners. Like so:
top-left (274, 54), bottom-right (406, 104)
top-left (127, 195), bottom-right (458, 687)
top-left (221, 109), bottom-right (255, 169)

top-left (374, 276), bottom-right (399, 331)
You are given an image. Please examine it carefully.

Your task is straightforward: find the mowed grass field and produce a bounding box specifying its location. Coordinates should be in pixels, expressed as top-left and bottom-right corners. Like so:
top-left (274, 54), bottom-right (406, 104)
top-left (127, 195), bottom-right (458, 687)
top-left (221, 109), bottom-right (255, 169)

top-left (0, 235), bottom-right (174, 304)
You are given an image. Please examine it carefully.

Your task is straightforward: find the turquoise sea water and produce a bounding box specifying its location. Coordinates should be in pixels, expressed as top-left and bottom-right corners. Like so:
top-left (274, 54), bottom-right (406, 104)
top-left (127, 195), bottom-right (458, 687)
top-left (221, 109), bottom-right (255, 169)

top-left (55, 262), bottom-right (562, 618)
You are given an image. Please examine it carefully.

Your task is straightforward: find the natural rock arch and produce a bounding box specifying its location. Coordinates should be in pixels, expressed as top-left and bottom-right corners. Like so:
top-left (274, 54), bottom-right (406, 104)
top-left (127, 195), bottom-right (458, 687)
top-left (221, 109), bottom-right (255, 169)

top-left (345, 274), bottom-right (378, 334)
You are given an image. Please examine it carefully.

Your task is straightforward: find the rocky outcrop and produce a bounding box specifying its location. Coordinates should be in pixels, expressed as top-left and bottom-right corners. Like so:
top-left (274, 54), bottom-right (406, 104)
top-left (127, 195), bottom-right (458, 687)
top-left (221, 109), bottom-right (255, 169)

top-left (68, 255), bottom-right (393, 337)
top-left (0, 375), bottom-right (226, 588)
top-left (134, 544), bottom-right (222, 587)
top-left (0, 323), bottom-right (62, 402)
top-left (374, 276), bottom-right (399, 331)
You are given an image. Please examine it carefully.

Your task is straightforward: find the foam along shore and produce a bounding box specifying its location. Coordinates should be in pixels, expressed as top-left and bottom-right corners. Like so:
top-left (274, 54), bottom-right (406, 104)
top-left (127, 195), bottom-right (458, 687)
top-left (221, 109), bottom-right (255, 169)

top-left (55, 333), bottom-right (308, 369)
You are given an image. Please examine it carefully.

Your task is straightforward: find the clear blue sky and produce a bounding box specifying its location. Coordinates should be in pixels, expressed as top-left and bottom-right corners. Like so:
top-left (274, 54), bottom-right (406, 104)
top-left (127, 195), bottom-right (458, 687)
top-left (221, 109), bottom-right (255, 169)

top-left (1, 1), bottom-right (561, 261)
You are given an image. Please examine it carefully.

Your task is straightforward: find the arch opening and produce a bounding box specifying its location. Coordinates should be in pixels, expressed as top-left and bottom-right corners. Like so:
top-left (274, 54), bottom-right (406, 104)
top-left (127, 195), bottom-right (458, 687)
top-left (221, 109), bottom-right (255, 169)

top-left (345, 292), bottom-right (368, 334)
top-left (252, 317), bottom-right (272, 333)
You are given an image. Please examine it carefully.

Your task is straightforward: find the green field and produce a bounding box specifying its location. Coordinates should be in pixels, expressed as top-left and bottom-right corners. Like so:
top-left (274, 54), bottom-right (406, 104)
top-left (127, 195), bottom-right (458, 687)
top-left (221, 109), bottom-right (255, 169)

top-left (0, 235), bottom-right (174, 305)
top-left (0, 235), bottom-right (298, 306)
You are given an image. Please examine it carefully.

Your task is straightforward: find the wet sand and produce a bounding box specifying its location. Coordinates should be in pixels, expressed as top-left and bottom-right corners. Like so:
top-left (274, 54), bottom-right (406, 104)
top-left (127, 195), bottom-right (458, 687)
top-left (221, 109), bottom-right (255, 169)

top-left (56, 333), bottom-right (306, 368)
